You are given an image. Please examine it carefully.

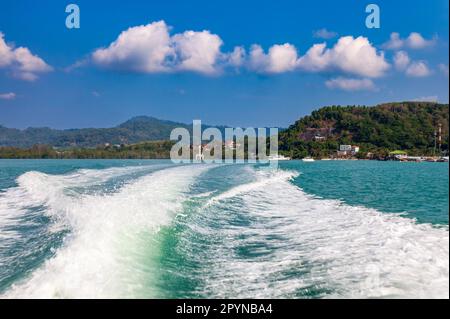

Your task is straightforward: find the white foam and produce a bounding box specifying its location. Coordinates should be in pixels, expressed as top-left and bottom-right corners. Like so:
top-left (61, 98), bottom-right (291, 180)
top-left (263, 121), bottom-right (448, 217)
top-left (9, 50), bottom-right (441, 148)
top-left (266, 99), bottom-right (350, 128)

top-left (206, 169), bottom-right (298, 206)
top-left (2, 164), bottom-right (448, 299)
top-left (199, 169), bottom-right (449, 299)
top-left (0, 165), bottom-right (158, 243)
top-left (2, 164), bottom-right (209, 299)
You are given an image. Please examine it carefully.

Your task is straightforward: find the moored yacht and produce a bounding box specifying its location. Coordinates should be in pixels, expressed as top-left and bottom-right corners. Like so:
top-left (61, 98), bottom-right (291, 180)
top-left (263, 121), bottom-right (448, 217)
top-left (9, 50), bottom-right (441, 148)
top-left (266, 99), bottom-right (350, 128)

top-left (268, 154), bottom-right (291, 161)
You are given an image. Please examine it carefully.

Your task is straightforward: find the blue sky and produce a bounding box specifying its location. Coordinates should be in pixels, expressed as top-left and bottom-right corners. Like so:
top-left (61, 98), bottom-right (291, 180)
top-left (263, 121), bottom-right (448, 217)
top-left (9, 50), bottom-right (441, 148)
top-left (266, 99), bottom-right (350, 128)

top-left (0, 0), bottom-right (448, 129)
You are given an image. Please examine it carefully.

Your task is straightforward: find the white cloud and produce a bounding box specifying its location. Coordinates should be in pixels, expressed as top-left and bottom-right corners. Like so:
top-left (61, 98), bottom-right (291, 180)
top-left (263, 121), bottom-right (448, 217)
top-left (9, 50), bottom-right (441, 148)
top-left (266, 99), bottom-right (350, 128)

top-left (393, 51), bottom-right (410, 70)
top-left (295, 43), bottom-right (328, 72)
top-left (88, 22), bottom-right (391, 78)
top-left (383, 32), bottom-right (404, 50)
top-left (0, 92), bottom-right (16, 100)
top-left (313, 28), bottom-right (338, 39)
top-left (0, 34), bottom-right (14, 67)
top-left (412, 96), bottom-right (438, 102)
top-left (172, 30), bottom-right (223, 74)
top-left (298, 36), bottom-right (389, 78)
top-left (325, 77), bottom-right (376, 91)
top-left (405, 61), bottom-right (431, 77)
top-left (438, 63), bottom-right (449, 77)
top-left (407, 32), bottom-right (436, 49)
top-left (227, 46), bottom-right (246, 67)
top-left (0, 32), bottom-right (52, 81)
top-left (383, 32), bottom-right (436, 50)
top-left (64, 59), bottom-right (88, 73)
top-left (248, 45), bottom-right (267, 71)
top-left (392, 50), bottom-right (433, 78)
top-left (92, 20), bottom-right (224, 75)
top-left (248, 43), bottom-right (299, 74)
top-left (92, 21), bottom-right (174, 73)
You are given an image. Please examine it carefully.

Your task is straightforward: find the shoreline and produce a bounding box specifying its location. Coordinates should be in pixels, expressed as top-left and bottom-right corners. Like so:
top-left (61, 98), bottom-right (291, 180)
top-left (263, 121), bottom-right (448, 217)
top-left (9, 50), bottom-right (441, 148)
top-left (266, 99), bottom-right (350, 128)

top-left (0, 157), bottom-right (448, 163)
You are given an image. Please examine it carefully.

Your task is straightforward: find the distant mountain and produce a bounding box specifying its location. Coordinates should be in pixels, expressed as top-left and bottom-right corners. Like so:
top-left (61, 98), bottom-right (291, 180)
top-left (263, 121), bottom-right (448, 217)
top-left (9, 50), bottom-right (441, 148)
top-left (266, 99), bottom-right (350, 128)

top-left (0, 116), bottom-right (193, 148)
top-left (279, 102), bottom-right (449, 158)
top-left (0, 116), bottom-right (283, 148)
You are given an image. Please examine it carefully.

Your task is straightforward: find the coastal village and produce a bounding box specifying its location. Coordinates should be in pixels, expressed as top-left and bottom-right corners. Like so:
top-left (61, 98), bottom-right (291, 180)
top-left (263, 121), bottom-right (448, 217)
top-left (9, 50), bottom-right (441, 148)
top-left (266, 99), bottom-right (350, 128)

top-left (1, 130), bottom-right (449, 162)
top-left (186, 137), bottom-right (449, 163)
top-left (279, 121), bottom-right (449, 162)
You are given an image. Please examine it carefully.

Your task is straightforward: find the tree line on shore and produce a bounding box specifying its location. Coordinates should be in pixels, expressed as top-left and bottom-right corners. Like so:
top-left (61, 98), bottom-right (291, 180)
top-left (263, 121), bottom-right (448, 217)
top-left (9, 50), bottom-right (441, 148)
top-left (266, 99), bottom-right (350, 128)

top-left (1, 102), bottom-right (448, 160)
top-left (0, 141), bottom-right (174, 159)
top-left (279, 102), bottom-right (449, 159)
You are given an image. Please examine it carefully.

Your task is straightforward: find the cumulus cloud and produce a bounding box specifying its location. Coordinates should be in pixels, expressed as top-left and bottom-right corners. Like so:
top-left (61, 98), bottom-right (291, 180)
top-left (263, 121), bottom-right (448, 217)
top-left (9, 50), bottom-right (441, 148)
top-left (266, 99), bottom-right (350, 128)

top-left (325, 77), bottom-right (376, 91)
top-left (295, 43), bottom-right (328, 72)
top-left (88, 22), bottom-right (394, 79)
top-left (383, 32), bottom-right (436, 50)
top-left (383, 32), bottom-right (403, 50)
top-left (393, 51), bottom-right (410, 70)
top-left (313, 28), bottom-right (338, 39)
top-left (0, 35), bottom-right (13, 67)
top-left (405, 61), bottom-right (431, 77)
top-left (298, 36), bottom-right (389, 78)
top-left (0, 32), bottom-right (52, 81)
top-left (0, 92), bottom-right (16, 100)
top-left (248, 43), bottom-right (299, 74)
top-left (92, 21), bottom-right (225, 75)
top-left (392, 50), bottom-right (432, 77)
top-left (172, 30), bottom-right (223, 74)
top-left (227, 46), bottom-right (246, 67)
top-left (407, 32), bottom-right (436, 49)
top-left (92, 21), bottom-right (174, 73)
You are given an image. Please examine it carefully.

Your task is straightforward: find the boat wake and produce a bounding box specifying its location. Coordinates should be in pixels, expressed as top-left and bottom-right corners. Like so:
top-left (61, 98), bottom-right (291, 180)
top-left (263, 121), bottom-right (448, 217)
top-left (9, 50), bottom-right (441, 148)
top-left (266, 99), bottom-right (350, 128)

top-left (179, 168), bottom-right (449, 299)
top-left (0, 164), bottom-right (448, 299)
top-left (1, 164), bottom-right (209, 298)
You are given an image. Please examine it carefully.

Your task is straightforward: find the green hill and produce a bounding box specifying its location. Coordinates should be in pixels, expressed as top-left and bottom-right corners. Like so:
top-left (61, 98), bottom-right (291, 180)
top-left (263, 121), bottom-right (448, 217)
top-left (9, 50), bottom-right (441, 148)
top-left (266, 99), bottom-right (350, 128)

top-left (0, 116), bottom-right (197, 148)
top-left (279, 102), bottom-right (449, 159)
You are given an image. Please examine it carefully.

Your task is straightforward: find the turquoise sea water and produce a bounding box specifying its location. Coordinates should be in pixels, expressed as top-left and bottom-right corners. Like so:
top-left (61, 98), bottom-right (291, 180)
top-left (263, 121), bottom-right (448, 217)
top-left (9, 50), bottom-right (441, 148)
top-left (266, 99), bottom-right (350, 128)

top-left (0, 159), bottom-right (448, 298)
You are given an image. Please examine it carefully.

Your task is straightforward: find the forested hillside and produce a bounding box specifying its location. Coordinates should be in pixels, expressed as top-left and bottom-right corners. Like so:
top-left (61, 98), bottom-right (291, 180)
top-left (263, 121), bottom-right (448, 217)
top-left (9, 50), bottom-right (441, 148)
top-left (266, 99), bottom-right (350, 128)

top-left (279, 102), bottom-right (449, 158)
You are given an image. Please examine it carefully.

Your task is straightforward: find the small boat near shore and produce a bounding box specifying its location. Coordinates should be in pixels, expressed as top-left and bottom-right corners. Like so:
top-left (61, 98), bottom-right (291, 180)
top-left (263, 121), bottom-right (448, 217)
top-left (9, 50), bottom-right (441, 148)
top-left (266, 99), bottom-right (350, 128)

top-left (268, 154), bottom-right (291, 161)
top-left (302, 157), bottom-right (315, 162)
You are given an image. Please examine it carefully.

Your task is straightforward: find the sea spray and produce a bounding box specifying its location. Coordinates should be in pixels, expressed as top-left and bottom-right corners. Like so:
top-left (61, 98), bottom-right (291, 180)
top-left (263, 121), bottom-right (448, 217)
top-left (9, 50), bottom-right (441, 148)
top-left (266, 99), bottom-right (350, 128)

top-left (172, 167), bottom-right (449, 298)
top-left (2, 164), bottom-right (210, 298)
